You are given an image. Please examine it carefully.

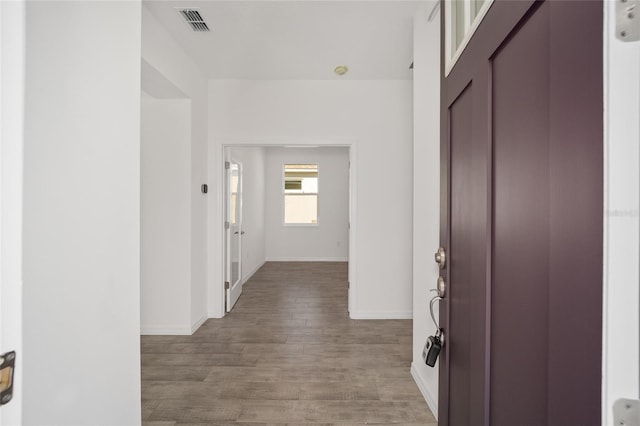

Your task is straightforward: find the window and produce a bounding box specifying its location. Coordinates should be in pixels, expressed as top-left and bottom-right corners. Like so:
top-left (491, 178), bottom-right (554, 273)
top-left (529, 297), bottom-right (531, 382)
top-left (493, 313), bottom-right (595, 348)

top-left (445, 0), bottom-right (494, 75)
top-left (283, 164), bottom-right (318, 225)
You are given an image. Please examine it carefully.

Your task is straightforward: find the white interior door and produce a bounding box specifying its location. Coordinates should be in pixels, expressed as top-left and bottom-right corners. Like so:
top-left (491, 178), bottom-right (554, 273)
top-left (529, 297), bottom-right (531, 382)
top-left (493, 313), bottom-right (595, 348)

top-left (225, 160), bottom-right (243, 312)
top-left (0, 0), bottom-right (24, 423)
top-left (603, 1), bottom-right (640, 424)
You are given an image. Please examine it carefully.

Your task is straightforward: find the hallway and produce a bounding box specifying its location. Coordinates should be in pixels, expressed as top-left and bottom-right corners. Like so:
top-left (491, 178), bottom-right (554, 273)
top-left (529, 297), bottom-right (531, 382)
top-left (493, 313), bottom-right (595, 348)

top-left (141, 262), bottom-right (435, 424)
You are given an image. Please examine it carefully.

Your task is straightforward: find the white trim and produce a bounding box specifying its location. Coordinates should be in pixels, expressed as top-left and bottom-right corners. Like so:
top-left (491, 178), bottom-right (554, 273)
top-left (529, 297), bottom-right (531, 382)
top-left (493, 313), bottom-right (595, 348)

top-left (190, 314), bottom-right (208, 334)
top-left (265, 257), bottom-right (348, 262)
top-left (602, 1), bottom-right (640, 424)
top-left (463, 0), bottom-right (471, 36)
top-left (140, 325), bottom-right (193, 336)
top-left (348, 144), bottom-right (357, 315)
top-left (141, 312), bottom-right (207, 335)
top-left (0, 2), bottom-right (25, 424)
top-left (444, 0), bottom-right (452, 70)
top-left (216, 144), bottom-right (226, 317)
top-left (349, 311), bottom-right (412, 320)
top-left (445, 0), bottom-right (495, 76)
top-left (411, 362), bottom-right (438, 420)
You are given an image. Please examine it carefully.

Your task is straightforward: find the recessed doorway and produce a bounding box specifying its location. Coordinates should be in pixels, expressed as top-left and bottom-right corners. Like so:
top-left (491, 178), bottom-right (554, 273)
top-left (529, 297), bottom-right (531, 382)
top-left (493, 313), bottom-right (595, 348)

top-left (221, 144), bottom-right (354, 315)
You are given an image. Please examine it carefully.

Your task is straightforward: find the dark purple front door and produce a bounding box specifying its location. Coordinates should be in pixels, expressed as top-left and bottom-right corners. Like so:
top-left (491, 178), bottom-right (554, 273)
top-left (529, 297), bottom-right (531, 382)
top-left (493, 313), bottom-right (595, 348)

top-left (439, 2), bottom-right (603, 426)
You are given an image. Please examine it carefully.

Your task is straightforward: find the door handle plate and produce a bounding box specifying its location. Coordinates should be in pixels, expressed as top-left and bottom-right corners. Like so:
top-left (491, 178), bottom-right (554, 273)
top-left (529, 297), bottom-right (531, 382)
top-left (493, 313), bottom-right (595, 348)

top-left (437, 276), bottom-right (446, 298)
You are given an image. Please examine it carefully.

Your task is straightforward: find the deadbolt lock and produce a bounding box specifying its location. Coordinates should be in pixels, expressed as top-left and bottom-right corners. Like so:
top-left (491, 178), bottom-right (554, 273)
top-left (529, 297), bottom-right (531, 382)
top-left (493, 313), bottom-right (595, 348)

top-left (434, 247), bottom-right (446, 269)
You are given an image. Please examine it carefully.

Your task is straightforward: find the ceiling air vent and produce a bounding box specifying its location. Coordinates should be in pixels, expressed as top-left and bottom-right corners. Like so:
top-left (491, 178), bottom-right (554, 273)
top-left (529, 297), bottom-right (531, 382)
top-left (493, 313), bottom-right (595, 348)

top-left (179, 9), bottom-right (210, 32)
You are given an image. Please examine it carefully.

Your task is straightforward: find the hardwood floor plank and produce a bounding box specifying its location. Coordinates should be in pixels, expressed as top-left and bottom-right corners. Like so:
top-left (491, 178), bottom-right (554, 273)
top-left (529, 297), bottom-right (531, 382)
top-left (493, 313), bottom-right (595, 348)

top-left (241, 343), bottom-right (305, 355)
top-left (142, 353), bottom-right (260, 367)
top-left (142, 400), bottom-right (161, 420)
top-left (298, 382), bottom-right (380, 401)
top-left (142, 343), bottom-right (246, 354)
top-left (204, 367), bottom-right (352, 384)
top-left (141, 262), bottom-right (434, 425)
top-left (149, 399), bottom-right (242, 423)
top-left (235, 400), bottom-right (425, 423)
top-left (142, 366), bottom-right (213, 382)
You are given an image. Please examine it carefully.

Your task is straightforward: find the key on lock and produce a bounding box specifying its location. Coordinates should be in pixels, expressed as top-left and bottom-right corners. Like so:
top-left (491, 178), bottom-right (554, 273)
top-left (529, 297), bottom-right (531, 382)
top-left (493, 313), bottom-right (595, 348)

top-left (422, 329), bottom-right (443, 367)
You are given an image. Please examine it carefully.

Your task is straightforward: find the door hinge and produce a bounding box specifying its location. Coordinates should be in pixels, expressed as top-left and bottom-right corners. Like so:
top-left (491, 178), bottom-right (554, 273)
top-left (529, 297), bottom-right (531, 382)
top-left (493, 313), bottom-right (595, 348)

top-left (348, 281), bottom-right (350, 289)
top-left (0, 351), bottom-right (16, 406)
top-left (614, 399), bottom-right (640, 426)
top-left (616, 0), bottom-right (640, 42)
top-left (225, 161), bottom-right (230, 170)
top-left (224, 281), bottom-right (230, 290)
top-left (225, 221), bottom-right (230, 230)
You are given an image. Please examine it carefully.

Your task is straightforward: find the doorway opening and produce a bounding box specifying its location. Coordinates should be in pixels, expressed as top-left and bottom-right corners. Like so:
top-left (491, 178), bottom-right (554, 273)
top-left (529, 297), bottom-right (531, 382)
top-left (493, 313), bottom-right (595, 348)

top-left (221, 144), bottom-right (355, 316)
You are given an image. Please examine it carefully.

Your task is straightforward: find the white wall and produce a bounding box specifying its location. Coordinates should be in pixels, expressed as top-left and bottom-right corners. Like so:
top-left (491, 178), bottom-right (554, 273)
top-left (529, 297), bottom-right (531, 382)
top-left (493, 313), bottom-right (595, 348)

top-left (209, 79), bottom-right (413, 319)
top-left (22, 2), bottom-right (141, 424)
top-left (602, 1), bottom-right (640, 424)
top-left (142, 7), bottom-right (208, 331)
top-left (227, 147), bottom-right (267, 281)
top-left (0, 1), bottom-right (24, 424)
top-left (410, 6), bottom-right (441, 419)
top-left (141, 97), bottom-right (192, 334)
top-left (265, 147), bottom-right (349, 261)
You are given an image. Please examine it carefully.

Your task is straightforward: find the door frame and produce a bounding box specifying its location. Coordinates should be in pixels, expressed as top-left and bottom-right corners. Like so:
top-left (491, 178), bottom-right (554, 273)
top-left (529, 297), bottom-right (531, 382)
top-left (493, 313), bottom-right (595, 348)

top-left (602, 1), bottom-right (640, 424)
top-left (0, 0), bottom-right (24, 423)
top-left (216, 140), bottom-right (357, 318)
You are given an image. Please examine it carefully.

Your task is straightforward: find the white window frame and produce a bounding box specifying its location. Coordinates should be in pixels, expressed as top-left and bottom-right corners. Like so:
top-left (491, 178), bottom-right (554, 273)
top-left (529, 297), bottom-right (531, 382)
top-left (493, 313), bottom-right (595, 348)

top-left (282, 163), bottom-right (320, 227)
top-left (445, 0), bottom-right (495, 76)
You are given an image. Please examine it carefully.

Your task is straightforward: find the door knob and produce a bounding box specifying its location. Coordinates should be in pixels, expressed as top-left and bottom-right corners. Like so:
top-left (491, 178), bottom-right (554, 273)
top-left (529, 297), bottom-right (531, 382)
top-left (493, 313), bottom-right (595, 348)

top-left (434, 247), bottom-right (446, 269)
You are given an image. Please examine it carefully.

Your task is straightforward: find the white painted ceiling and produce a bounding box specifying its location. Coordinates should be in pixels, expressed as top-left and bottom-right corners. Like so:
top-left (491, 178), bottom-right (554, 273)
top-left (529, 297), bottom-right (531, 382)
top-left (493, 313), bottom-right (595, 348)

top-left (143, 1), bottom-right (430, 80)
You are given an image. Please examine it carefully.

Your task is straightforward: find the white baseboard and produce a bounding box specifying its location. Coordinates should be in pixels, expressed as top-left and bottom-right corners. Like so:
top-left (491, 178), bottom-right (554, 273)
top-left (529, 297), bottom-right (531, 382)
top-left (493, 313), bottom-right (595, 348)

top-left (140, 325), bottom-right (192, 335)
top-left (411, 362), bottom-right (438, 420)
top-left (190, 314), bottom-right (208, 334)
top-left (141, 314), bottom-right (209, 336)
top-left (265, 257), bottom-right (348, 262)
top-left (349, 311), bottom-right (413, 319)
top-left (242, 260), bottom-right (266, 284)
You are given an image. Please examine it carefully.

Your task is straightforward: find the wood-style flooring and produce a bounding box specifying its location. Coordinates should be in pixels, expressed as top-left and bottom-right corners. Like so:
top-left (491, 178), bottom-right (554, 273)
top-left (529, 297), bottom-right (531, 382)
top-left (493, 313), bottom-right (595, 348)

top-left (141, 262), bottom-right (436, 425)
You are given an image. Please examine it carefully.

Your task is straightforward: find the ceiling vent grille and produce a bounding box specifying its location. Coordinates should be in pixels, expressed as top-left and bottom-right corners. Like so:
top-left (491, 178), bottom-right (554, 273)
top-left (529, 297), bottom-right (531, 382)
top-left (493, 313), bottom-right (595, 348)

top-left (179, 9), bottom-right (210, 32)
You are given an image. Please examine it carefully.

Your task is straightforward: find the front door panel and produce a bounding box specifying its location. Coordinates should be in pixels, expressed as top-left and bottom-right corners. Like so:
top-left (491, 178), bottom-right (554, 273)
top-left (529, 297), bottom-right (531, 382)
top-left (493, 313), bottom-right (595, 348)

top-left (448, 82), bottom-right (489, 426)
top-left (491, 3), bottom-right (550, 424)
top-left (440, 2), bottom-right (603, 425)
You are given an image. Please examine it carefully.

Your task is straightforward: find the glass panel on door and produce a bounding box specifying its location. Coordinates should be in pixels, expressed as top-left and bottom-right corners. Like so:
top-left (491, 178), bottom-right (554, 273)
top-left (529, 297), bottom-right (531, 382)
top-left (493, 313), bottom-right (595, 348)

top-left (230, 165), bottom-right (240, 286)
top-left (226, 160), bottom-right (243, 312)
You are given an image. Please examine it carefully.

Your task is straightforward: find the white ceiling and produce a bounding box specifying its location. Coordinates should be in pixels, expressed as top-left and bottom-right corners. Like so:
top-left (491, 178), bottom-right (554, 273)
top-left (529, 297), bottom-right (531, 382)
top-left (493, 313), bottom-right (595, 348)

top-left (143, 1), bottom-right (431, 80)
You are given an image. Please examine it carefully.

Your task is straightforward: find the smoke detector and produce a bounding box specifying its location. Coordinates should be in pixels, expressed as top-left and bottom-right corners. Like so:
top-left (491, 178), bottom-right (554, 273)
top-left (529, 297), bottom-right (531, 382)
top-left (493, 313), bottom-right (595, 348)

top-left (334, 65), bottom-right (349, 76)
top-left (178, 9), bottom-right (210, 32)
